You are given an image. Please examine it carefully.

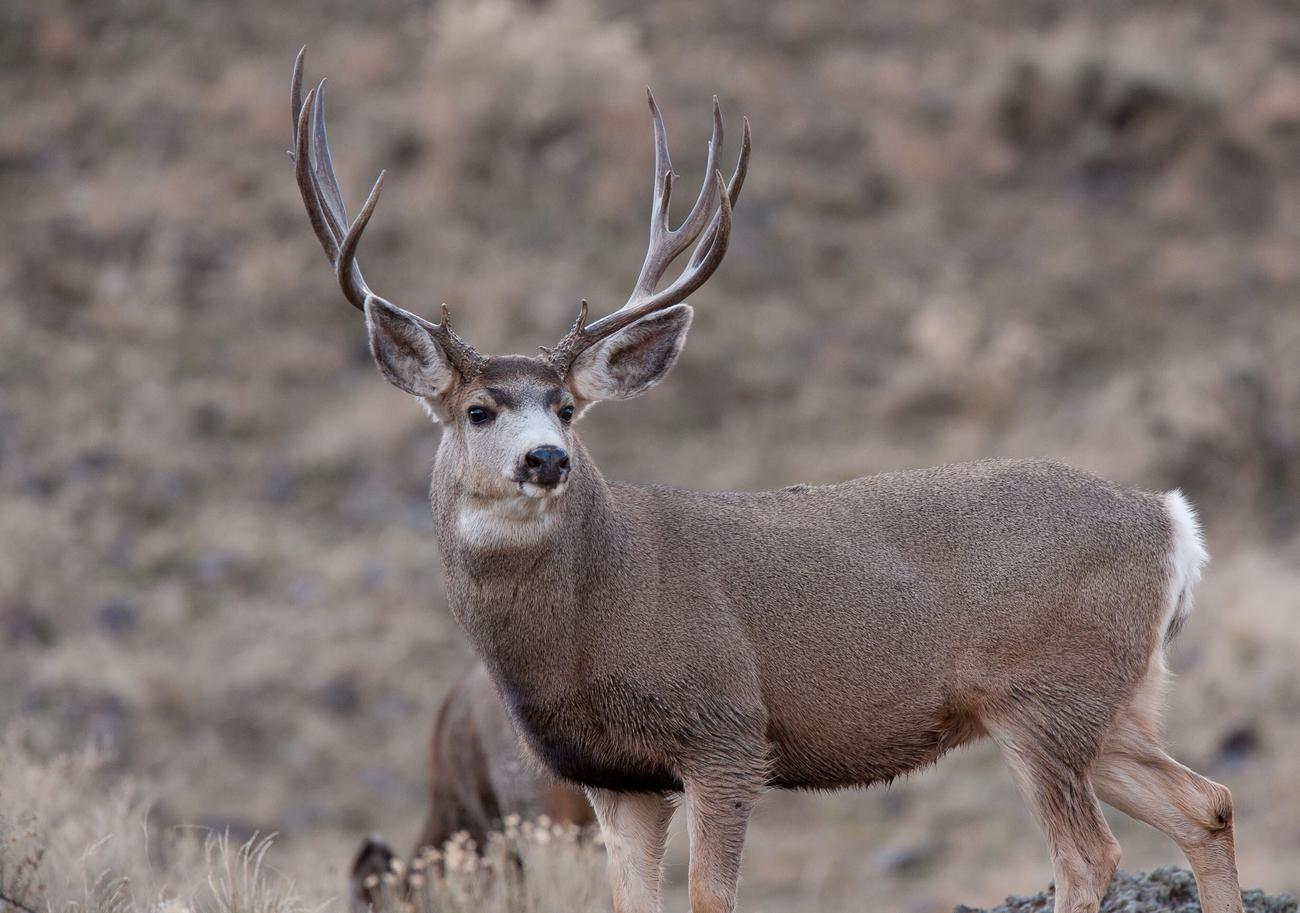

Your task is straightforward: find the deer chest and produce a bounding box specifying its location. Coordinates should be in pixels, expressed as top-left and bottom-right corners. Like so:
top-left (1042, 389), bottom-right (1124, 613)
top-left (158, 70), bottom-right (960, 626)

top-left (496, 673), bottom-right (685, 794)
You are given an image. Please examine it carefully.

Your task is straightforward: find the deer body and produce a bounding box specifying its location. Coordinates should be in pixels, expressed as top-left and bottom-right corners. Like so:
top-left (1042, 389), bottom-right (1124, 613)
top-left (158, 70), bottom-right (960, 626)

top-left (439, 449), bottom-right (1171, 797)
top-left (289, 50), bottom-right (1244, 913)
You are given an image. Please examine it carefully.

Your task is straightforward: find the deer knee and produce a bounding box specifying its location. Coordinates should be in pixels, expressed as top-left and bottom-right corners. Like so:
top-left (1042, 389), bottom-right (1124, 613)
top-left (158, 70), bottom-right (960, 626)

top-left (1196, 780), bottom-right (1234, 840)
top-left (1169, 773), bottom-right (1235, 852)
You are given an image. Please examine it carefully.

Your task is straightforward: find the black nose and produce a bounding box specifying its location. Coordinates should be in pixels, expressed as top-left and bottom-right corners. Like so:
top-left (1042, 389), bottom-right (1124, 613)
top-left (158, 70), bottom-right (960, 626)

top-left (523, 446), bottom-right (570, 486)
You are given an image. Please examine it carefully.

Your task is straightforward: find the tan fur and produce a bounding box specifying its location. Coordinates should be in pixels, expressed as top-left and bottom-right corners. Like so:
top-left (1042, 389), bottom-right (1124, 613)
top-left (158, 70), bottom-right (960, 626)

top-left (359, 302), bottom-right (1242, 913)
top-left (422, 388), bottom-right (1242, 913)
top-left (290, 62), bottom-right (1242, 913)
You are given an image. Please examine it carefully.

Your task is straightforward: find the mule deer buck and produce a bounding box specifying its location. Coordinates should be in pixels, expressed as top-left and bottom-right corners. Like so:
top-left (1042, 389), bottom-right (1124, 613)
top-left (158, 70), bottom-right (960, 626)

top-left (350, 662), bottom-right (594, 912)
top-left (289, 49), bottom-right (1243, 913)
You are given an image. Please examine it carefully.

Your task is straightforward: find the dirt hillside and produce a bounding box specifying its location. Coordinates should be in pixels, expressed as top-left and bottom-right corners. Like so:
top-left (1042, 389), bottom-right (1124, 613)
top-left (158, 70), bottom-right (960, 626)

top-left (2, 1), bottom-right (1298, 910)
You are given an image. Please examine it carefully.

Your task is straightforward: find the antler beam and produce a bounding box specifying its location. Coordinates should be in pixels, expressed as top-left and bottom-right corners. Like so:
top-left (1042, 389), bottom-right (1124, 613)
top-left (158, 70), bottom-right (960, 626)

top-left (543, 89), bottom-right (750, 375)
top-left (289, 48), bottom-right (487, 380)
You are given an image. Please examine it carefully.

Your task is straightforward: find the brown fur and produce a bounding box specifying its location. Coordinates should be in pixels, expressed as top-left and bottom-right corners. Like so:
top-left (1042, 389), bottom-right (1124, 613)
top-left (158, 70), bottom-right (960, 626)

top-left (355, 238), bottom-right (1244, 913)
top-left (421, 375), bottom-right (1242, 913)
top-left (436, 453), bottom-right (1168, 797)
top-left (291, 61), bottom-right (1242, 912)
top-left (351, 308), bottom-right (1246, 913)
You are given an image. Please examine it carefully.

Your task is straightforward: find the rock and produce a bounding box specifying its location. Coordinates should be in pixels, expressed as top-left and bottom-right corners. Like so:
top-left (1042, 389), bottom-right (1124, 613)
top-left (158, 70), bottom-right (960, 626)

top-left (874, 839), bottom-right (944, 877)
top-left (318, 676), bottom-right (361, 716)
top-left (1215, 724), bottom-right (1263, 765)
top-left (192, 815), bottom-right (264, 844)
top-left (954, 868), bottom-right (1298, 913)
top-left (4, 603), bottom-right (58, 646)
top-left (96, 600), bottom-right (137, 635)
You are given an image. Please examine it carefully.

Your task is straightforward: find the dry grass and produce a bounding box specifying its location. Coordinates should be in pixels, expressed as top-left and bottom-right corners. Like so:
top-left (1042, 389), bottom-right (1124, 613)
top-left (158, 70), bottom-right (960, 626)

top-left (3, 0), bottom-right (1299, 910)
top-left (358, 822), bottom-right (606, 913)
top-left (0, 730), bottom-right (608, 913)
top-left (0, 726), bottom-right (304, 913)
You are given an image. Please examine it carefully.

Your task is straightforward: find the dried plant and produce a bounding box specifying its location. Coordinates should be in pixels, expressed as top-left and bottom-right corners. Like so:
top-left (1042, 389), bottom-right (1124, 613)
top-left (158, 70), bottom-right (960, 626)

top-left (356, 816), bottom-right (607, 913)
top-left (0, 727), bottom-right (607, 913)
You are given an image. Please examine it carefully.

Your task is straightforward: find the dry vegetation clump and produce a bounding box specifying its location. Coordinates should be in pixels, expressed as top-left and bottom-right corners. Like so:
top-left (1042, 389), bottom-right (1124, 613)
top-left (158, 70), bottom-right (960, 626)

top-left (0, 726), bottom-right (312, 913)
top-left (357, 819), bottom-right (606, 913)
top-left (0, 728), bottom-right (608, 913)
top-left (2, 0), bottom-right (1299, 910)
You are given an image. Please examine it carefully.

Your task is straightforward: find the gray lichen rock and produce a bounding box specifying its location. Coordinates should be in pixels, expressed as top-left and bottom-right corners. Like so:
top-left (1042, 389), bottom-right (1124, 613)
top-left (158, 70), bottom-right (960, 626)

top-left (953, 868), bottom-right (1298, 913)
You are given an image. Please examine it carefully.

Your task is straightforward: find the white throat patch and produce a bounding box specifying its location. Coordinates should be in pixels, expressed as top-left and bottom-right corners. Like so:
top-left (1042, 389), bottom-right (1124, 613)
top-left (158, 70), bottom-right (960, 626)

top-left (457, 491), bottom-right (563, 548)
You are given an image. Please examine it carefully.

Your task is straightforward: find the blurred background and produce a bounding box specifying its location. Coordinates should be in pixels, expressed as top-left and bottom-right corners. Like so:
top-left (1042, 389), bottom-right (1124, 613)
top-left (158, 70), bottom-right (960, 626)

top-left (2, 0), bottom-right (1298, 910)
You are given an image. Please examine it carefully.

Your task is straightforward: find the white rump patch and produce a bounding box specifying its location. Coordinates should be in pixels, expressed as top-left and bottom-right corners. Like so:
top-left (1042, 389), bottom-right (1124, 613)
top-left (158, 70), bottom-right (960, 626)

top-left (1161, 489), bottom-right (1209, 647)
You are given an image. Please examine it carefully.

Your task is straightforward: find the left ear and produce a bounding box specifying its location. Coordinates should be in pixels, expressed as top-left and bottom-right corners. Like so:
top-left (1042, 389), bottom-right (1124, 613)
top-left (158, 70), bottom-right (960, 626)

top-left (568, 304), bottom-right (693, 402)
top-left (365, 296), bottom-right (459, 402)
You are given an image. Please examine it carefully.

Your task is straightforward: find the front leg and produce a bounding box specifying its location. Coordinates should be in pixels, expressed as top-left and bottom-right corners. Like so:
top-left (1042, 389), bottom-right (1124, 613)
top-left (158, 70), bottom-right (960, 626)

top-left (683, 772), bottom-right (762, 913)
top-left (585, 788), bottom-right (675, 913)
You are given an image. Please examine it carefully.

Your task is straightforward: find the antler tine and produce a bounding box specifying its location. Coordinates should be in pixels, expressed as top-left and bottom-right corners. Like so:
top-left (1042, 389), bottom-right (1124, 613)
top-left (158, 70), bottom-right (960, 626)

top-left (691, 116), bottom-right (749, 268)
top-left (543, 97), bottom-right (749, 376)
top-left (336, 170), bottom-right (386, 299)
top-left (295, 82), bottom-right (332, 252)
top-left (616, 169), bottom-right (732, 320)
top-left (672, 98), bottom-right (724, 262)
top-left (290, 46), bottom-right (305, 155)
top-left (294, 85), bottom-right (338, 261)
top-left (295, 83), bottom-right (371, 309)
top-left (289, 50), bottom-right (487, 378)
top-left (309, 82), bottom-right (351, 244)
top-left (631, 90), bottom-right (723, 299)
top-left (647, 88), bottom-right (672, 234)
top-left (543, 169), bottom-right (735, 374)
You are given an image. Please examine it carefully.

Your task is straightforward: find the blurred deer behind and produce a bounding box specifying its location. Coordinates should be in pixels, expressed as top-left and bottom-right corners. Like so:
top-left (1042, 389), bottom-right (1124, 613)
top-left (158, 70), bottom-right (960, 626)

top-left (350, 663), bottom-right (594, 911)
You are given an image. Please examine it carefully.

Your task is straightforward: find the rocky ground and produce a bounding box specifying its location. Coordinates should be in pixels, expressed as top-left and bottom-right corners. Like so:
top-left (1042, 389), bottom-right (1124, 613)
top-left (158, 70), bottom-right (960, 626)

top-left (4, 0), bottom-right (1300, 910)
top-left (957, 869), bottom-right (1299, 913)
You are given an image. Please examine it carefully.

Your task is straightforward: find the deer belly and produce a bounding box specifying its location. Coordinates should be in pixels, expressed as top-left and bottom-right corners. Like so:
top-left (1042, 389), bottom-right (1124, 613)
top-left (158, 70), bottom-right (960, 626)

top-left (764, 699), bottom-right (983, 790)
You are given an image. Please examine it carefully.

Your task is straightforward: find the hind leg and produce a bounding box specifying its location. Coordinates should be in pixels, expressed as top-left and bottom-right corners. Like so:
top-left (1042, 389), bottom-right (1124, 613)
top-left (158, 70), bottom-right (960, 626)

top-left (988, 717), bottom-right (1121, 913)
top-left (1092, 699), bottom-right (1243, 913)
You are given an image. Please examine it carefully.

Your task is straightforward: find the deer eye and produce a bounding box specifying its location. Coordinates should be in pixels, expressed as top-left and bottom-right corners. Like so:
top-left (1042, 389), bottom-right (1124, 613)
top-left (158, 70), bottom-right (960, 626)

top-left (466, 406), bottom-right (493, 425)
top-left (558, 405), bottom-right (575, 424)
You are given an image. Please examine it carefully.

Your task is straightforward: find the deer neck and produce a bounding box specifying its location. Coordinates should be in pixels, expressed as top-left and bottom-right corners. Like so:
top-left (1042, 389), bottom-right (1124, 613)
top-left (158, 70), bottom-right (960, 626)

top-left (430, 434), bottom-right (627, 671)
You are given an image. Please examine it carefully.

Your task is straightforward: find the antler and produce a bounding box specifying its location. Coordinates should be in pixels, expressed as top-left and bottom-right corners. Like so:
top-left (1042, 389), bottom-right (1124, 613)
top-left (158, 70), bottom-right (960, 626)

top-left (543, 89), bottom-right (751, 374)
top-left (289, 48), bottom-right (487, 379)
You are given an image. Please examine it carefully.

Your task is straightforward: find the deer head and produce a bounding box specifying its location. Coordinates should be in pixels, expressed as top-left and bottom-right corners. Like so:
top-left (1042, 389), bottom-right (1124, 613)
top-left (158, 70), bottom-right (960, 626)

top-left (289, 49), bottom-right (748, 508)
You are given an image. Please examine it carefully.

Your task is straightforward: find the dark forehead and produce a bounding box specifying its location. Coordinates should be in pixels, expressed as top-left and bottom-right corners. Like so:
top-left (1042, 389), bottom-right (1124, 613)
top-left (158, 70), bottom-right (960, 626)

top-left (471, 355), bottom-right (566, 403)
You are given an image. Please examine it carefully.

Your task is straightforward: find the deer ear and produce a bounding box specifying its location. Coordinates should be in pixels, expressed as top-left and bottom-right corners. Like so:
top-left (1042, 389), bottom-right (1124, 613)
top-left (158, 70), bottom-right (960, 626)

top-left (350, 836), bottom-right (399, 913)
top-left (366, 297), bottom-right (458, 402)
top-left (569, 304), bottom-right (693, 402)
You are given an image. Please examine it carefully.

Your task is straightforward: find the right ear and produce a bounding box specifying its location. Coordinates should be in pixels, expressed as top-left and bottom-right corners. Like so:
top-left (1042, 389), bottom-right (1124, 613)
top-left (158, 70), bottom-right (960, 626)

top-left (365, 297), bottom-right (458, 403)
